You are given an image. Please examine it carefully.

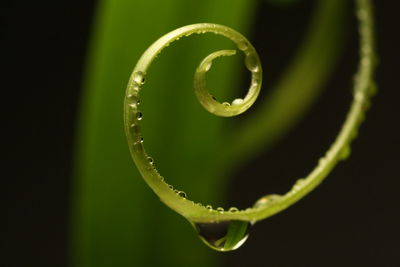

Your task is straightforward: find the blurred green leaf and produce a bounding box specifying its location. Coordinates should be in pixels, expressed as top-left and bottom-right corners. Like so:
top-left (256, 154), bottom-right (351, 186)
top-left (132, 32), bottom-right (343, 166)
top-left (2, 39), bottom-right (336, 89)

top-left (71, 0), bottom-right (257, 266)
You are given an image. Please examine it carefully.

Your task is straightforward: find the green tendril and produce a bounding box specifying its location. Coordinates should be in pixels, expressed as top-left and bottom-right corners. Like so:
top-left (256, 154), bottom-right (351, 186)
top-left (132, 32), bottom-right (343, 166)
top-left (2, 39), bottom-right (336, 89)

top-left (124, 0), bottom-right (375, 224)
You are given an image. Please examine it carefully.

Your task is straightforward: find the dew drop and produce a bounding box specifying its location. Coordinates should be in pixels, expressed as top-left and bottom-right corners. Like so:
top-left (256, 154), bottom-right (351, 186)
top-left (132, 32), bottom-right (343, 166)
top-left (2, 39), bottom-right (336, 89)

top-left (206, 205), bottom-right (213, 210)
top-left (222, 102), bottom-right (230, 108)
top-left (147, 156), bottom-right (154, 165)
top-left (293, 179), bottom-right (305, 191)
top-left (168, 185), bottom-right (174, 190)
top-left (204, 62), bottom-right (212, 72)
top-left (177, 191), bottom-right (187, 198)
top-left (136, 112), bottom-right (143, 120)
top-left (253, 194), bottom-right (281, 208)
top-left (193, 220), bottom-right (251, 251)
top-left (228, 207), bottom-right (239, 212)
top-left (132, 84), bottom-right (139, 92)
top-left (133, 71), bottom-right (145, 84)
top-left (245, 53), bottom-right (259, 72)
top-left (159, 176), bottom-right (164, 181)
top-left (237, 40), bottom-right (248, 51)
top-left (216, 207), bottom-right (224, 212)
top-left (232, 98), bottom-right (244, 105)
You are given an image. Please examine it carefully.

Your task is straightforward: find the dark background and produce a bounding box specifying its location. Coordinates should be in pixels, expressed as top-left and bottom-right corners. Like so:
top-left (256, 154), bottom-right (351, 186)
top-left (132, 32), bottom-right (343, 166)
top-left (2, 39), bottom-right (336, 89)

top-left (2, 0), bottom-right (399, 266)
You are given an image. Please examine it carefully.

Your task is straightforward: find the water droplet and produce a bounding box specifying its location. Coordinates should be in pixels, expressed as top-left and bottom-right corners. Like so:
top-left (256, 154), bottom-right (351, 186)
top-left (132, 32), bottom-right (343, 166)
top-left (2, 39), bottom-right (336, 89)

top-left (253, 194), bottom-right (281, 208)
top-left (159, 176), bottom-right (164, 181)
top-left (319, 157), bottom-right (327, 165)
top-left (206, 205), bottom-right (213, 210)
top-left (177, 191), bottom-right (187, 198)
top-left (293, 179), bottom-right (305, 190)
top-left (136, 112), bottom-right (143, 120)
top-left (132, 84), bottom-right (139, 92)
top-left (216, 207), bottom-right (224, 212)
top-left (229, 207), bottom-right (239, 212)
top-left (232, 98), bottom-right (244, 105)
top-left (133, 71), bottom-right (145, 84)
top-left (204, 62), bottom-right (212, 72)
top-left (245, 53), bottom-right (259, 72)
top-left (237, 41), bottom-right (248, 51)
top-left (168, 185), bottom-right (174, 190)
top-left (139, 136), bottom-right (144, 143)
top-left (222, 102), bottom-right (230, 108)
top-left (129, 103), bottom-right (137, 109)
top-left (193, 220), bottom-right (251, 251)
top-left (147, 157), bottom-right (154, 165)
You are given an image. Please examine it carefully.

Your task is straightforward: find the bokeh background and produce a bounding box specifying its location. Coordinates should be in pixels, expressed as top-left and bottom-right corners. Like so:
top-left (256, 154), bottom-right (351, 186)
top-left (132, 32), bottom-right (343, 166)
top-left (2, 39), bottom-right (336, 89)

top-left (3, 0), bottom-right (400, 266)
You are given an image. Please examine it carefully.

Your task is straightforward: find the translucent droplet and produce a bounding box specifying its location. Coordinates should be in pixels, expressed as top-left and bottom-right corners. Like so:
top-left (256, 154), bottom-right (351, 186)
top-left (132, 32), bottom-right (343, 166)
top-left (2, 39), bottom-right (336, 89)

top-left (136, 112), bottom-right (143, 120)
top-left (206, 205), bottom-right (213, 210)
top-left (193, 220), bottom-right (251, 251)
top-left (237, 40), bottom-right (248, 51)
top-left (222, 102), bottom-right (230, 108)
top-left (129, 103), bottom-right (137, 109)
top-left (245, 53), bottom-right (259, 72)
top-left (147, 157), bottom-right (154, 165)
top-left (133, 71), bottom-right (145, 84)
top-left (216, 207), bottom-right (224, 212)
top-left (293, 179), bottom-right (305, 190)
top-left (229, 207), bottom-right (239, 212)
top-left (177, 191), bottom-right (187, 198)
top-left (132, 84), bottom-right (139, 92)
top-left (168, 185), bottom-right (174, 190)
top-left (232, 98), bottom-right (244, 105)
top-left (139, 136), bottom-right (144, 143)
top-left (204, 62), bottom-right (212, 72)
top-left (253, 194), bottom-right (281, 208)
top-left (159, 176), bottom-right (165, 181)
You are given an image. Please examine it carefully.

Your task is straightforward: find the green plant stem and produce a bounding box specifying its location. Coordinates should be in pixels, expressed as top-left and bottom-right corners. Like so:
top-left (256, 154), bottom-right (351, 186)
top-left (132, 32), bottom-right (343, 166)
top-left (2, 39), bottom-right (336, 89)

top-left (124, 0), bottom-right (375, 223)
top-left (215, 0), bottom-right (347, 179)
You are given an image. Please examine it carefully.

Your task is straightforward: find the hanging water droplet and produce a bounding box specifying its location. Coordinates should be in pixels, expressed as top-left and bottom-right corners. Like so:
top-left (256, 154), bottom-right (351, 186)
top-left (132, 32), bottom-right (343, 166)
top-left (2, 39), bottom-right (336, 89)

top-left (147, 156), bottom-right (154, 165)
top-left (253, 194), bottom-right (281, 208)
top-left (136, 112), bottom-right (143, 120)
top-left (168, 185), bottom-right (174, 190)
top-left (193, 220), bottom-right (251, 252)
top-left (245, 53), bottom-right (259, 72)
top-left (133, 71), bottom-right (145, 84)
top-left (177, 191), bottom-right (187, 198)
top-left (216, 207), bottom-right (224, 212)
top-left (206, 205), bottom-right (213, 210)
top-left (159, 176), bottom-right (164, 181)
top-left (228, 207), bottom-right (239, 212)
top-left (232, 98), bottom-right (244, 105)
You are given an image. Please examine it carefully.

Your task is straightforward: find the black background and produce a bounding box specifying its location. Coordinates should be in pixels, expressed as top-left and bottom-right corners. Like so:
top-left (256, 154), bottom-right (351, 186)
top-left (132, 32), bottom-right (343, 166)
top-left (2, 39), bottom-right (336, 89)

top-left (2, 0), bottom-right (399, 266)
